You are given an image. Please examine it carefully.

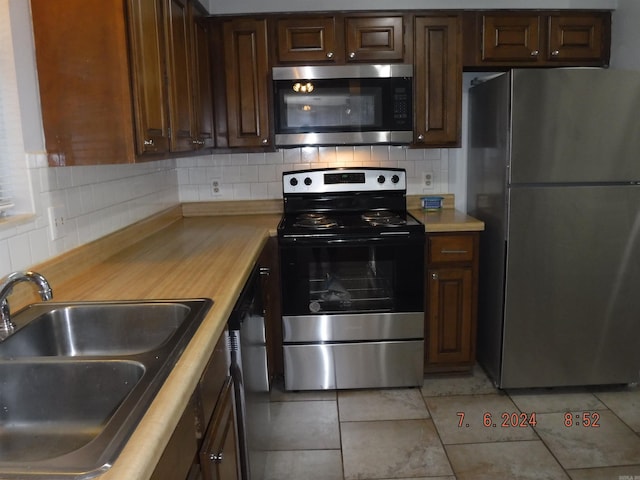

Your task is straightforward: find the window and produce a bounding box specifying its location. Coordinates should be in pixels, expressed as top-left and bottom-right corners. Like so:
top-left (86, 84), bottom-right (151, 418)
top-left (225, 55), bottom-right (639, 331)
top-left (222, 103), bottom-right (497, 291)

top-left (0, 1), bottom-right (16, 215)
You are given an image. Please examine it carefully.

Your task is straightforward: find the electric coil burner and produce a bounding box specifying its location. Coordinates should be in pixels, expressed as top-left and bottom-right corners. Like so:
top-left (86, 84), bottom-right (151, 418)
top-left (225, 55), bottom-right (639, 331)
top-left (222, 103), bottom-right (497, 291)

top-left (277, 167), bottom-right (426, 391)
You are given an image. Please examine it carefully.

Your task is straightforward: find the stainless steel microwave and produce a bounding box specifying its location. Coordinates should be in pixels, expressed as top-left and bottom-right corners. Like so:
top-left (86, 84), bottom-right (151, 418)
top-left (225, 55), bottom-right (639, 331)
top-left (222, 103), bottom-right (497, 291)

top-left (272, 64), bottom-right (413, 147)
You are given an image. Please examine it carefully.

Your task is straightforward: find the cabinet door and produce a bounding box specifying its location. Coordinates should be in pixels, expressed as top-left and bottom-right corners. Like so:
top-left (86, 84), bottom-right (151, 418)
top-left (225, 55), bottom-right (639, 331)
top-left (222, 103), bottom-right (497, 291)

top-left (165, 0), bottom-right (196, 152)
top-left (128, 0), bottom-right (171, 155)
top-left (414, 16), bottom-right (462, 146)
top-left (31, 0), bottom-right (138, 165)
top-left (275, 17), bottom-right (340, 63)
top-left (150, 394), bottom-right (199, 480)
top-left (345, 16), bottom-right (405, 62)
top-left (200, 377), bottom-right (240, 480)
top-left (223, 19), bottom-right (271, 148)
top-left (547, 14), bottom-right (605, 62)
top-left (427, 267), bottom-right (473, 365)
top-left (481, 13), bottom-right (542, 61)
top-left (192, 13), bottom-right (215, 148)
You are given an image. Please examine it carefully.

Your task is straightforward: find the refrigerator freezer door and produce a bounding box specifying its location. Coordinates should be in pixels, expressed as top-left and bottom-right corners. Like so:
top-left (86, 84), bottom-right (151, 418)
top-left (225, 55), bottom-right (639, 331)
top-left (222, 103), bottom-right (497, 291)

top-left (501, 185), bottom-right (640, 388)
top-left (510, 69), bottom-right (640, 184)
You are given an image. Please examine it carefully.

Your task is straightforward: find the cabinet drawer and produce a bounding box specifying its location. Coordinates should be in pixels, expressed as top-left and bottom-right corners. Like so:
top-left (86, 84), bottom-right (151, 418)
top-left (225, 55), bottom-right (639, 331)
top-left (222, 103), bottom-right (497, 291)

top-left (428, 235), bottom-right (474, 263)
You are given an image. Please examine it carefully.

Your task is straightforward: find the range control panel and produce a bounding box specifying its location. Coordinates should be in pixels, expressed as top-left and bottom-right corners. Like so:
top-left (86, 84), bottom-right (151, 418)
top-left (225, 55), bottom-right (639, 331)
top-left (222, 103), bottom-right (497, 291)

top-left (283, 168), bottom-right (407, 194)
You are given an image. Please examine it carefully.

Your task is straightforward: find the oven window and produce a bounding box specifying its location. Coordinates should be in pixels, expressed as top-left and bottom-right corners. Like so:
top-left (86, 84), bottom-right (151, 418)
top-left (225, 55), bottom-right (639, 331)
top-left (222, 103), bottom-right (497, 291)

top-left (280, 242), bottom-right (423, 315)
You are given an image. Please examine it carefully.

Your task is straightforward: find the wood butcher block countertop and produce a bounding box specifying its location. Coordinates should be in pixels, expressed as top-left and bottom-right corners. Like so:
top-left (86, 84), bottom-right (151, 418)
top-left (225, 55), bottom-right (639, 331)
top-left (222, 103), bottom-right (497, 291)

top-left (9, 200), bottom-right (482, 480)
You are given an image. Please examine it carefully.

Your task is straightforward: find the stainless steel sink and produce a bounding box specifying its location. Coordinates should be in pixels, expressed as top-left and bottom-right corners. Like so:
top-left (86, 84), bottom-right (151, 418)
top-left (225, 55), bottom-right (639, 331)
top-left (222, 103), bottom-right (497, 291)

top-left (0, 299), bottom-right (212, 479)
top-left (0, 302), bottom-right (194, 357)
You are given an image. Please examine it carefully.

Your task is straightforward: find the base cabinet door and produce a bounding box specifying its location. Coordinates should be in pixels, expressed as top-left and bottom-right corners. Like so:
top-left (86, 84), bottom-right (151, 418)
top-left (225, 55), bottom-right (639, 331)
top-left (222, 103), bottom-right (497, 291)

top-left (150, 395), bottom-right (199, 480)
top-left (425, 233), bottom-right (479, 372)
top-left (427, 267), bottom-right (473, 365)
top-left (199, 377), bottom-right (240, 480)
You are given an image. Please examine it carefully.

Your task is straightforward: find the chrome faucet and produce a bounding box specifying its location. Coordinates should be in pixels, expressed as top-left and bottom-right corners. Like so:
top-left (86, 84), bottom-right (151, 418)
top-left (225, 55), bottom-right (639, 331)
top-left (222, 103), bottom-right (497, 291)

top-left (0, 271), bottom-right (53, 340)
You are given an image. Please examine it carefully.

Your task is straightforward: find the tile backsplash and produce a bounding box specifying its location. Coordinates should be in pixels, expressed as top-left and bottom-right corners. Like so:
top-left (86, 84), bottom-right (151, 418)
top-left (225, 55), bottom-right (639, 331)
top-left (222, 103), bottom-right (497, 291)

top-left (0, 154), bottom-right (178, 276)
top-left (177, 145), bottom-right (450, 202)
top-left (1, 145), bottom-right (452, 277)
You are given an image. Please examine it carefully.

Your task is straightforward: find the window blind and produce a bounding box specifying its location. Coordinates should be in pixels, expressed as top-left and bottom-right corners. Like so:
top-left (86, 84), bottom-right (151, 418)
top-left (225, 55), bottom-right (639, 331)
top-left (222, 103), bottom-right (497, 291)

top-left (0, 1), bottom-right (16, 214)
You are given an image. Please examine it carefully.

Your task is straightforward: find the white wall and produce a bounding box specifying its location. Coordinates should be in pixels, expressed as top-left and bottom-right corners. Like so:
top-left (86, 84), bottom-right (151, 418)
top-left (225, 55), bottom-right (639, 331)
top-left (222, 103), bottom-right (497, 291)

top-left (610, 0), bottom-right (640, 70)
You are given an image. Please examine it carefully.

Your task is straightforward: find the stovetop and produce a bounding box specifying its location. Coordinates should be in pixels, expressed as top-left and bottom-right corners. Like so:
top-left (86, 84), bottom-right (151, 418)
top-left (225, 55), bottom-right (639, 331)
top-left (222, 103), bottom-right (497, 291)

top-left (278, 168), bottom-right (424, 241)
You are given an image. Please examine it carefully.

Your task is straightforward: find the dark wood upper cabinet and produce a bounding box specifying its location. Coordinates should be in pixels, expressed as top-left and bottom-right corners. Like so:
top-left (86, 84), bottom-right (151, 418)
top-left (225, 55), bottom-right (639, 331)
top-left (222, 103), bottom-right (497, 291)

top-left (192, 13), bottom-right (215, 149)
top-left (345, 16), bottom-right (405, 62)
top-left (31, 0), bottom-right (214, 165)
top-left (128, 0), bottom-right (172, 157)
top-left (463, 10), bottom-right (611, 67)
top-left (165, 0), bottom-right (197, 152)
top-left (414, 15), bottom-right (462, 147)
top-left (548, 14), bottom-right (607, 62)
top-left (481, 13), bottom-right (542, 62)
top-left (222, 18), bottom-right (271, 148)
top-left (273, 14), bottom-right (406, 64)
top-left (31, 0), bottom-right (141, 165)
top-left (275, 17), bottom-right (340, 63)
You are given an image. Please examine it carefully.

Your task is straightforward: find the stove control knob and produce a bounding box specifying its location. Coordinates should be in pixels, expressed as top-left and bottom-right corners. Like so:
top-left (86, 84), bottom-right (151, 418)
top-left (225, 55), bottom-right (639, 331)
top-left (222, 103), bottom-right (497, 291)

top-left (304, 177), bottom-right (312, 186)
top-left (289, 177), bottom-right (298, 186)
top-left (377, 175), bottom-right (386, 184)
top-left (391, 174), bottom-right (400, 184)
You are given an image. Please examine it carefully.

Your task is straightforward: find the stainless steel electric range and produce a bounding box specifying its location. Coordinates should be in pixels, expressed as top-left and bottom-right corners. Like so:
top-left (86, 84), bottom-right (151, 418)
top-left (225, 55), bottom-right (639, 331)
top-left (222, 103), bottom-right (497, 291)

top-left (277, 167), bottom-right (425, 391)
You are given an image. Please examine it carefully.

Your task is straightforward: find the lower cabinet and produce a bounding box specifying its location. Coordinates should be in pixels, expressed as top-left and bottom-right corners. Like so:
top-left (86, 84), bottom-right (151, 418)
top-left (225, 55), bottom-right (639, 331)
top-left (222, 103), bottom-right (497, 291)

top-left (150, 330), bottom-right (240, 480)
top-left (425, 232), bottom-right (479, 373)
top-left (150, 394), bottom-right (199, 480)
top-left (199, 377), bottom-right (240, 480)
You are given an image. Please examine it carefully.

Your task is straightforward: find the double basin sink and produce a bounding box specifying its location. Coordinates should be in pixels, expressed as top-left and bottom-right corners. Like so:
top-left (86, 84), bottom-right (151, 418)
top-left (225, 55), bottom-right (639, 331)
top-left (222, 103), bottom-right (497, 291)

top-left (0, 299), bottom-right (213, 479)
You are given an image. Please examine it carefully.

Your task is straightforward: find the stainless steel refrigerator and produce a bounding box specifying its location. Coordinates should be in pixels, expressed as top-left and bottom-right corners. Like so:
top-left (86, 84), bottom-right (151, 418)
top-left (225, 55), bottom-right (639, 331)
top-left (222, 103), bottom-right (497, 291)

top-left (467, 68), bottom-right (640, 389)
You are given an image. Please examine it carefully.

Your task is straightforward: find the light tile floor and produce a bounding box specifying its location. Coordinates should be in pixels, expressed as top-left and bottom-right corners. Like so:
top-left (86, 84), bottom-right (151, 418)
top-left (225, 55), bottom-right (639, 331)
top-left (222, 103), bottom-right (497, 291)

top-left (262, 366), bottom-right (640, 480)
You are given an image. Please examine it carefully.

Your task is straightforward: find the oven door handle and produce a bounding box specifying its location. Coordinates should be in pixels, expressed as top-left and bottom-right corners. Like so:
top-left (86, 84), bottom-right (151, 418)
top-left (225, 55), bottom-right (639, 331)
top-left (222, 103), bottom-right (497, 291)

top-left (321, 235), bottom-right (421, 245)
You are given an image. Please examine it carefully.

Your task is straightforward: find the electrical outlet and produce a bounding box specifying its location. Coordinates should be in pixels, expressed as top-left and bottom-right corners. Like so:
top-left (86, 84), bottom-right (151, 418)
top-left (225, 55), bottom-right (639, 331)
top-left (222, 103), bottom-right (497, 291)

top-left (47, 206), bottom-right (66, 240)
top-left (423, 171), bottom-right (434, 189)
top-left (211, 178), bottom-right (223, 197)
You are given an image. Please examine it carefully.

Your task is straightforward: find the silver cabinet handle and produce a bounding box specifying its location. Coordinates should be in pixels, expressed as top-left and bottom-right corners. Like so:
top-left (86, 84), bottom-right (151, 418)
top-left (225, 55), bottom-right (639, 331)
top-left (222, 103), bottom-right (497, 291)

top-left (259, 267), bottom-right (270, 276)
top-left (551, 50), bottom-right (560, 56)
top-left (209, 452), bottom-right (223, 464)
top-left (326, 51), bottom-right (334, 59)
top-left (440, 249), bottom-right (469, 254)
top-left (144, 139), bottom-right (155, 146)
top-left (431, 272), bottom-right (439, 280)
top-left (349, 52), bottom-right (356, 59)
top-left (192, 139), bottom-right (205, 145)
top-left (530, 50), bottom-right (539, 56)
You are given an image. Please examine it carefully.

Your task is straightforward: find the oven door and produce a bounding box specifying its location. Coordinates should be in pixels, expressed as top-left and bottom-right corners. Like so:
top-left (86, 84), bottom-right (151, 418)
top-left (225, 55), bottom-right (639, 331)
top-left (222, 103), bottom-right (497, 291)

top-left (279, 238), bottom-right (424, 317)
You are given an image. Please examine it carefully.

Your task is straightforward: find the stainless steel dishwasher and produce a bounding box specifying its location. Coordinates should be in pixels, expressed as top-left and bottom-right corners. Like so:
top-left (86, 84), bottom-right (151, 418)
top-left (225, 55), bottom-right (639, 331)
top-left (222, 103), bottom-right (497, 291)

top-left (228, 266), bottom-right (271, 480)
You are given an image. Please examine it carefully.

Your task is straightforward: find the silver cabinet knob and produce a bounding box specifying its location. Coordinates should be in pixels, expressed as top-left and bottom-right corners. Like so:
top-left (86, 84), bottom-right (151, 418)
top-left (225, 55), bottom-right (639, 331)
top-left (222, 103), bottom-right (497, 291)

top-left (326, 51), bottom-right (334, 59)
top-left (209, 452), bottom-right (223, 464)
top-left (348, 52), bottom-right (356, 59)
top-left (417, 134), bottom-right (425, 141)
top-left (530, 50), bottom-right (539, 56)
top-left (431, 272), bottom-right (439, 280)
top-left (551, 50), bottom-right (560, 56)
top-left (261, 138), bottom-right (268, 145)
top-left (144, 139), bottom-right (155, 146)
